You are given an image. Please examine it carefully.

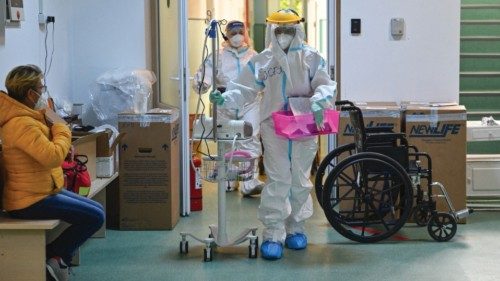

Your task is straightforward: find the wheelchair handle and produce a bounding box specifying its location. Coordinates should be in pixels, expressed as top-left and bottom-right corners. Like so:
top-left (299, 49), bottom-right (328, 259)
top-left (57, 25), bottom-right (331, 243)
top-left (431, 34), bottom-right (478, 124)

top-left (335, 100), bottom-right (355, 107)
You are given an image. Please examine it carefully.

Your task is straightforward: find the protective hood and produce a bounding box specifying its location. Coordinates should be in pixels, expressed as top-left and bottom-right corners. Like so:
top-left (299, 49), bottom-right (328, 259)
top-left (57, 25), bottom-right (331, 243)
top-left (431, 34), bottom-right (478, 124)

top-left (222, 40), bottom-right (250, 54)
top-left (223, 44), bottom-right (250, 58)
top-left (264, 23), bottom-right (306, 89)
top-left (0, 91), bottom-right (45, 128)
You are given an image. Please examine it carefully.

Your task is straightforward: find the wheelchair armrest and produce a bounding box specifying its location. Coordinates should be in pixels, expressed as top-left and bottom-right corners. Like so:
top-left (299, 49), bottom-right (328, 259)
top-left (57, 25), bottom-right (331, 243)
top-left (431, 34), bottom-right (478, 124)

top-left (335, 100), bottom-right (355, 107)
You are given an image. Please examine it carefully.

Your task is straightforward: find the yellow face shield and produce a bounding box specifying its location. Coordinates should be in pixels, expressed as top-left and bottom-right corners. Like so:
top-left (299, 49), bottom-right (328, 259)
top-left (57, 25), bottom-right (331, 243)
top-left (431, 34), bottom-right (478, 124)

top-left (266, 9), bottom-right (304, 24)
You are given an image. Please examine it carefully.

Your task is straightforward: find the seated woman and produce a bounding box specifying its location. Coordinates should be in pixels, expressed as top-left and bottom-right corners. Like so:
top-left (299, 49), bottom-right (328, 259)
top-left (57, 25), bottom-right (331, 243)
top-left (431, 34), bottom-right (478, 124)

top-left (0, 65), bottom-right (104, 281)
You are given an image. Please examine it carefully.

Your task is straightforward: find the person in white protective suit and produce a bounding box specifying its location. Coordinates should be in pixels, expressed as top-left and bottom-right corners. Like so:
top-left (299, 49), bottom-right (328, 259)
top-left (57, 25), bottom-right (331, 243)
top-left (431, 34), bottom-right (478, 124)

top-left (193, 20), bottom-right (265, 196)
top-left (210, 9), bottom-right (337, 260)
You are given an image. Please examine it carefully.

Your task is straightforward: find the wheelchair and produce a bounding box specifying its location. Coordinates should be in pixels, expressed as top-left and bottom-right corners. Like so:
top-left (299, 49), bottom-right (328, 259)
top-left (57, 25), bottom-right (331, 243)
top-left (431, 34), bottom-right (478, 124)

top-left (315, 100), bottom-right (473, 243)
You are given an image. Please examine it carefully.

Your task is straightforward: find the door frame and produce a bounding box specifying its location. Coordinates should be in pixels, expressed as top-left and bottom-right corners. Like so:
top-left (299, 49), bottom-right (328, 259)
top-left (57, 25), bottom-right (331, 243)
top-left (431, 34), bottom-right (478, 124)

top-left (150, 0), bottom-right (339, 215)
top-left (151, 0), bottom-right (191, 216)
top-left (327, 0), bottom-right (340, 155)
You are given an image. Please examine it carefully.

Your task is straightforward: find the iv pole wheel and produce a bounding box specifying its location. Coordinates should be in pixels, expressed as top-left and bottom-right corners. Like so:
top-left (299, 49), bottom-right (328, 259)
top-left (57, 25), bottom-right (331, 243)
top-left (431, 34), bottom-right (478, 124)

top-left (179, 240), bottom-right (188, 254)
top-left (204, 247), bottom-right (213, 262)
top-left (248, 237), bottom-right (258, 259)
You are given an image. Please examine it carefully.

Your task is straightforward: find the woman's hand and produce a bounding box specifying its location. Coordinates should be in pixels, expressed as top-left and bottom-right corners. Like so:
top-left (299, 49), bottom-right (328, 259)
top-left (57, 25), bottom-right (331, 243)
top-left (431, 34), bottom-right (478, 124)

top-left (44, 109), bottom-right (67, 127)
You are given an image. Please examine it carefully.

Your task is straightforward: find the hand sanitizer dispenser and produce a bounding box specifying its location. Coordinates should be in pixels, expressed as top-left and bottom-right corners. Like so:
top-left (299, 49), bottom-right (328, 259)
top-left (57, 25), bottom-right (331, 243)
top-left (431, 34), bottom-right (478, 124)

top-left (391, 18), bottom-right (404, 37)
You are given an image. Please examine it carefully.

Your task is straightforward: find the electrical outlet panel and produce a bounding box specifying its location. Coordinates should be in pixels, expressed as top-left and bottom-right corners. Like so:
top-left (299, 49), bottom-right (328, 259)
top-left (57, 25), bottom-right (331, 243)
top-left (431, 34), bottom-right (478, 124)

top-left (6, 0), bottom-right (24, 21)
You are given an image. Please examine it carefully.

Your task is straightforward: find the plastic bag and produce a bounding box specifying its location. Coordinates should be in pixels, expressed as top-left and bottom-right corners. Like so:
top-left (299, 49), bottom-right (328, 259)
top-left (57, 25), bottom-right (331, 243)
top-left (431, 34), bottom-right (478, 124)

top-left (89, 69), bottom-right (157, 127)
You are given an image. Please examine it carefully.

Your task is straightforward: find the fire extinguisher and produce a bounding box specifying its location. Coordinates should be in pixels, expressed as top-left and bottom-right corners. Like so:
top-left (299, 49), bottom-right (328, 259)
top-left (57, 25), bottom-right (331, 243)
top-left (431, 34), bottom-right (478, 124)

top-left (190, 154), bottom-right (203, 211)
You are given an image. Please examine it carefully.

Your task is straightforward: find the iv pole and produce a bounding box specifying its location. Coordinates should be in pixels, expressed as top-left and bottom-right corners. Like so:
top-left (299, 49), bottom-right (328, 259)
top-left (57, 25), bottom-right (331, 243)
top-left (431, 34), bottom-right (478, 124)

top-left (179, 19), bottom-right (258, 262)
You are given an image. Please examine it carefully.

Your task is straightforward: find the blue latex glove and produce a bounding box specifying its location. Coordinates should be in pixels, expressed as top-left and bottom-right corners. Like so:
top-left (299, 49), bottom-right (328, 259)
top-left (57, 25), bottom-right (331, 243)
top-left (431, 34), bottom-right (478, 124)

top-left (209, 90), bottom-right (225, 106)
top-left (311, 101), bottom-right (325, 130)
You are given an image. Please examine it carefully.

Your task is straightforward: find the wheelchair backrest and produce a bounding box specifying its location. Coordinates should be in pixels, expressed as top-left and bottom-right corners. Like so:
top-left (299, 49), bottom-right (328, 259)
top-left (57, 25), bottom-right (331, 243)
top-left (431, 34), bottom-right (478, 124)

top-left (348, 108), bottom-right (367, 152)
top-left (337, 101), bottom-right (410, 170)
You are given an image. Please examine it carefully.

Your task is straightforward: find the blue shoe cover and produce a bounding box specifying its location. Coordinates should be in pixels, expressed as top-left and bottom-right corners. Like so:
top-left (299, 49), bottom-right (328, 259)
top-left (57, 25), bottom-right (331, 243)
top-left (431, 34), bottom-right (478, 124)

top-left (260, 241), bottom-right (283, 260)
top-left (285, 233), bottom-right (308, 250)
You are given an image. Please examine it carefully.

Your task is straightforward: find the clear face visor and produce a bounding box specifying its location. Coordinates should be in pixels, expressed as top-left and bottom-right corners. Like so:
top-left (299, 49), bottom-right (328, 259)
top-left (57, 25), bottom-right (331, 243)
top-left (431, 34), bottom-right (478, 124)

top-left (227, 27), bottom-right (244, 37)
top-left (274, 26), bottom-right (296, 37)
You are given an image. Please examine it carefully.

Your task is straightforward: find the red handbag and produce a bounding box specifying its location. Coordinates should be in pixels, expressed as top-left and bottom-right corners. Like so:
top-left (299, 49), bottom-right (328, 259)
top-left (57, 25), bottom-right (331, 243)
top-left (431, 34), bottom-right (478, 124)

top-left (62, 154), bottom-right (91, 196)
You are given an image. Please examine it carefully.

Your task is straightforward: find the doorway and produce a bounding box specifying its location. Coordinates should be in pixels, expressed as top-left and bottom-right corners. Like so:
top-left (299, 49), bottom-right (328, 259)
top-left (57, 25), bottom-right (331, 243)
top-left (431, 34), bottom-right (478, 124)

top-left (153, 0), bottom-right (333, 215)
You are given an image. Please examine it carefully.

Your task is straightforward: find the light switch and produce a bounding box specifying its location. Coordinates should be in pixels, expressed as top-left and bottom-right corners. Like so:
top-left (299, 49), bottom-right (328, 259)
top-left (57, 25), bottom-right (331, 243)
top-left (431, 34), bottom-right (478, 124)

top-left (391, 18), bottom-right (404, 36)
top-left (351, 18), bottom-right (361, 35)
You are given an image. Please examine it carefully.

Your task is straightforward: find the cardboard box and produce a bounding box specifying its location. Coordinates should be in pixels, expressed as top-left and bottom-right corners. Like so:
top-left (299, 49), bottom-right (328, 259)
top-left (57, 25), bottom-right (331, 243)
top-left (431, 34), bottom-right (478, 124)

top-left (96, 156), bottom-right (115, 178)
top-left (403, 104), bottom-right (467, 222)
top-left (118, 109), bottom-right (180, 230)
top-left (71, 133), bottom-right (100, 181)
top-left (96, 129), bottom-right (124, 178)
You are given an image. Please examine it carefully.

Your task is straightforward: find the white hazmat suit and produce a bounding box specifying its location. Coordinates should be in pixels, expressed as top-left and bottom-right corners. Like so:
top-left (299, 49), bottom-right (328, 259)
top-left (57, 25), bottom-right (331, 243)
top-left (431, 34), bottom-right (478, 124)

top-left (213, 17), bottom-right (337, 252)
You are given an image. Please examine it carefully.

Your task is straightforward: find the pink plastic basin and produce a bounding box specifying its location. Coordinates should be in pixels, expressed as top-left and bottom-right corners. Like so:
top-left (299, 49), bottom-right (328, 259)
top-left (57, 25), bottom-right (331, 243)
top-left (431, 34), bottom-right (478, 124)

top-left (272, 109), bottom-right (340, 139)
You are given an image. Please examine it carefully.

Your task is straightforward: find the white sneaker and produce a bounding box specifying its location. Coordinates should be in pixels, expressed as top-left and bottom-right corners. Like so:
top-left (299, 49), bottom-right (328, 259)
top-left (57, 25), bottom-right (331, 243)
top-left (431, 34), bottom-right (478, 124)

top-left (241, 178), bottom-right (264, 196)
top-left (46, 257), bottom-right (69, 281)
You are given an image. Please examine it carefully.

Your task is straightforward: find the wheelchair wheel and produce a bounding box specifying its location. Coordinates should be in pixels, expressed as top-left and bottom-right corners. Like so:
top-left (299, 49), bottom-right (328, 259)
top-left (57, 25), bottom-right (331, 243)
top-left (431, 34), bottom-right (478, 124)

top-left (314, 143), bottom-right (356, 209)
top-left (322, 152), bottom-right (413, 243)
top-left (427, 212), bottom-right (457, 242)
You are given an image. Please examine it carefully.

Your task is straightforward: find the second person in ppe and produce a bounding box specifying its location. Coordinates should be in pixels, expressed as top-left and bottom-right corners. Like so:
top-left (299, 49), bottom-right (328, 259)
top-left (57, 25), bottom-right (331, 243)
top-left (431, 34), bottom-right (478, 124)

top-left (210, 9), bottom-right (337, 260)
top-left (193, 20), bottom-right (264, 196)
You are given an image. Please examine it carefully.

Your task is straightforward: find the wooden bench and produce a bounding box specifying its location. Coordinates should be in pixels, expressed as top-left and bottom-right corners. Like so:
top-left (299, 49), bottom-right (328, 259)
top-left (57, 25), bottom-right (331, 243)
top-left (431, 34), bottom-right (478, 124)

top-left (0, 173), bottom-right (117, 281)
top-left (0, 132), bottom-right (118, 281)
top-left (0, 215), bottom-right (60, 281)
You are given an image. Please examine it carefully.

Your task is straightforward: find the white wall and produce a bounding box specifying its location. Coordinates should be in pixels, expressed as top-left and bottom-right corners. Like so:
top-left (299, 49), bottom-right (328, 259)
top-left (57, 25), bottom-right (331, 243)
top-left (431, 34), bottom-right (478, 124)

top-left (1, 1), bottom-right (460, 115)
top-left (0, 0), bottom-right (150, 119)
top-left (340, 0), bottom-right (460, 103)
top-left (0, 0), bottom-right (72, 110)
top-left (69, 0), bottom-right (150, 104)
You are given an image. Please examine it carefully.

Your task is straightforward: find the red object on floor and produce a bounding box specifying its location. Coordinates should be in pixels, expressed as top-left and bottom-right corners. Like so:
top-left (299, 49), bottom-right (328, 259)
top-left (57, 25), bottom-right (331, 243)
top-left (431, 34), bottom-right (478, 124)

top-left (190, 155), bottom-right (203, 211)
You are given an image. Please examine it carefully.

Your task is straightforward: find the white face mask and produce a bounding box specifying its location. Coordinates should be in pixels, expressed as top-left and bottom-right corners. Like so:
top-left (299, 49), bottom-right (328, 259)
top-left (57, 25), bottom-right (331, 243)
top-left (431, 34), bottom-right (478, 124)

top-left (229, 34), bottom-right (244, 48)
top-left (34, 91), bottom-right (49, 110)
top-left (276, 34), bottom-right (294, 50)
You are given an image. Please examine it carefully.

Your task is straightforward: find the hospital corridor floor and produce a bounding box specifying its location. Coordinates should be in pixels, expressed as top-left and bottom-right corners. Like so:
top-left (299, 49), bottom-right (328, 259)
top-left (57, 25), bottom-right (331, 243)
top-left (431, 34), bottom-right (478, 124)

top-left (73, 181), bottom-right (500, 281)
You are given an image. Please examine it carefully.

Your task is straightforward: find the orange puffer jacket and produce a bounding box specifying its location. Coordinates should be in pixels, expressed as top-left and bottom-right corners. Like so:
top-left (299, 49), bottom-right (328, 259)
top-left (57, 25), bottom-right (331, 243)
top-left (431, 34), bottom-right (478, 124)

top-left (0, 91), bottom-right (71, 211)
